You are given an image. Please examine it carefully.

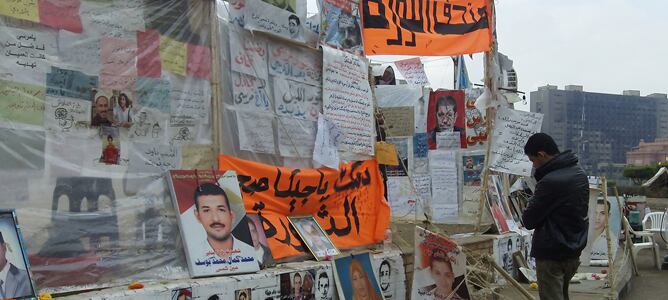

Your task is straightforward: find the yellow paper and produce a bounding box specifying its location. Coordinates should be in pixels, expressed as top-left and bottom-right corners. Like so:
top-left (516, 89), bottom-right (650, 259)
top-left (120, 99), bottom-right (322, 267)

top-left (0, 79), bottom-right (45, 126)
top-left (375, 142), bottom-right (399, 166)
top-left (159, 36), bottom-right (187, 76)
top-left (0, 0), bottom-right (39, 22)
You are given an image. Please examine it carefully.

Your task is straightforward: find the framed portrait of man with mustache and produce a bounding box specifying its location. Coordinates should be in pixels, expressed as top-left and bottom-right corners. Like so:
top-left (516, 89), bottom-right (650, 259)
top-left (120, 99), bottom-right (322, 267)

top-left (168, 170), bottom-right (260, 277)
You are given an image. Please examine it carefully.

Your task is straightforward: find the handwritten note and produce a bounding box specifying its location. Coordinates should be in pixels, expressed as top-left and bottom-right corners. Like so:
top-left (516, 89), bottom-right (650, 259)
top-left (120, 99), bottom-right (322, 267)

top-left (57, 30), bottom-right (101, 74)
top-left (231, 71), bottom-right (271, 112)
top-left (100, 73), bottom-right (135, 90)
top-left (273, 77), bottom-right (322, 121)
top-left (136, 76), bottom-right (170, 113)
top-left (429, 150), bottom-right (459, 222)
top-left (44, 95), bottom-right (90, 133)
top-left (80, 0), bottom-right (145, 38)
top-left (313, 113), bottom-right (341, 169)
top-left (412, 174), bottom-right (431, 218)
top-left (269, 42), bottom-right (321, 86)
top-left (128, 143), bottom-right (181, 174)
top-left (436, 132), bottom-right (460, 149)
top-left (229, 29), bottom-right (268, 79)
top-left (413, 132), bottom-right (428, 158)
top-left (39, 0), bottom-right (83, 33)
top-left (136, 29), bottom-right (161, 77)
top-left (236, 110), bottom-right (276, 154)
top-left (101, 37), bottom-right (137, 76)
top-left (394, 58), bottom-right (430, 86)
top-left (46, 66), bottom-right (97, 100)
top-left (170, 75), bottom-right (211, 124)
top-left (489, 107), bottom-right (544, 177)
top-left (375, 142), bottom-right (399, 166)
top-left (0, 0), bottom-right (38, 22)
top-left (160, 36), bottom-right (186, 76)
top-left (322, 47), bottom-right (374, 155)
top-left (244, 0), bottom-right (306, 42)
top-left (181, 144), bottom-right (216, 169)
top-left (387, 177), bottom-right (418, 220)
top-left (0, 27), bottom-right (57, 85)
top-left (277, 117), bottom-right (316, 158)
top-left (380, 106), bottom-right (414, 136)
top-left (0, 79), bottom-right (45, 126)
top-left (187, 43), bottom-right (211, 79)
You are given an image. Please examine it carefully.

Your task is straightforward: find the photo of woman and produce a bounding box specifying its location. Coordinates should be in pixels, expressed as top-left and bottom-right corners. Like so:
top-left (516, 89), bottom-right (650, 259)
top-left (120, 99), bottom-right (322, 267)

top-left (113, 92), bottom-right (133, 128)
top-left (333, 253), bottom-right (383, 300)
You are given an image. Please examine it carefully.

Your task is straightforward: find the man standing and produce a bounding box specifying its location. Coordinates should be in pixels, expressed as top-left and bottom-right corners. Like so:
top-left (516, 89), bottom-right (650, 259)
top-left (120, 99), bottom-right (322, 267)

top-left (0, 232), bottom-right (32, 299)
top-left (193, 183), bottom-right (256, 272)
top-left (522, 133), bottom-right (588, 300)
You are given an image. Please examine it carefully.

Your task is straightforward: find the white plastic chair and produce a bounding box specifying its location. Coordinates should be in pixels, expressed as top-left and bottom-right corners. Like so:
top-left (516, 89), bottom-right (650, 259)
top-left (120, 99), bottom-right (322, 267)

top-left (624, 216), bottom-right (661, 270)
top-left (643, 211), bottom-right (668, 249)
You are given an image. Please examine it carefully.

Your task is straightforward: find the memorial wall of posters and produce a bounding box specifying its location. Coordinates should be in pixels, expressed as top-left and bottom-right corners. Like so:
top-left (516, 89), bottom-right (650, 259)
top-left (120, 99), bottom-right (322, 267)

top-left (0, 0), bottom-right (214, 292)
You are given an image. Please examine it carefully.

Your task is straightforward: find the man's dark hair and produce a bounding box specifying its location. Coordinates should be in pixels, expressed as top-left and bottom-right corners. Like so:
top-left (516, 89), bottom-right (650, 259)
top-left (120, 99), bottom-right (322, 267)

top-left (208, 295), bottom-right (220, 300)
top-left (294, 272), bottom-right (302, 280)
top-left (238, 291), bottom-right (247, 298)
top-left (193, 182), bottom-right (230, 210)
top-left (289, 14), bottom-right (300, 25)
top-left (380, 260), bottom-right (391, 275)
top-left (318, 271), bottom-right (328, 281)
top-left (597, 198), bottom-right (611, 213)
top-left (436, 96), bottom-right (457, 113)
top-left (524, 133), bottom-right (560, 156)
top-left (0, 232), bottom-right (4, 244)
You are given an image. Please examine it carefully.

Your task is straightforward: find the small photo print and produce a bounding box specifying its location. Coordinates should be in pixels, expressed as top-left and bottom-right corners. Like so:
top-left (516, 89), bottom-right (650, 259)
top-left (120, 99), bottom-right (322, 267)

top-left (99, 126), bottom-right (121, 165)
top-left (333, 253), bottom-right (384, 300)
top-left (289, 216), bottom-right (339, 260)
top-left (235, 288), bottom-right (251, 300)
top-left (246, 214), bottom-right (276, 269)
top-left (0, 210), bottom-right (36, 299)
top-left (171, 287), bottom-right (192, 300)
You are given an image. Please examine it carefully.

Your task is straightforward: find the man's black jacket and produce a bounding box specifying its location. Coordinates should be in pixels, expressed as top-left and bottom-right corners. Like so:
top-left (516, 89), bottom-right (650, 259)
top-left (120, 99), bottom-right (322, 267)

top-left (522, 150), bottom-right (589, 260)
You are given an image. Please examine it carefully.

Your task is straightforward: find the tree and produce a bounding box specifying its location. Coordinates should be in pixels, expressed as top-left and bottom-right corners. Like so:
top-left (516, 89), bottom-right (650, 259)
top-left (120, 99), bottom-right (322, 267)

top-left (623, 165), bottom-right (660, 185)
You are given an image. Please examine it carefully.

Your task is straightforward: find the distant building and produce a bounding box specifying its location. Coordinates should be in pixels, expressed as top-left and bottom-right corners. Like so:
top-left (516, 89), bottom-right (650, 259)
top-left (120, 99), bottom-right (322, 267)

top-left (531, 86), bottom-right (668, 181)
top-left (626, 138), bottom-right (668, 166)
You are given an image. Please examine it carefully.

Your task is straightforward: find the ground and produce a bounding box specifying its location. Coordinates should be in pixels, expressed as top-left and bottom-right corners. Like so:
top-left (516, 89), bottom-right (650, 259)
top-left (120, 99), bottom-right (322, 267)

top-left (624, 247), bottom-right (668, 299)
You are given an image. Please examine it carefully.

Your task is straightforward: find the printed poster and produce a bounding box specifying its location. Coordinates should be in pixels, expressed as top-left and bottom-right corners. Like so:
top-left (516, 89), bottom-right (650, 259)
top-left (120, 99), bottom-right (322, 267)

top-left (372, 251), bottom-right (407, 300)
top-left (427, 90), bottom-right (466, 150)
top-left (361, 0), bottom-right (492, 56)
top-left (322, 47), bottom-right (374, 155)
top-left (460, 150), bottom-right (485, 218)
top-left (218, 155), bottom-right (390, 259)
top-left (321, 0), bottom-right (364, 56)
top-left (464, 89), bottom-right (487, 148)
top-left (412, 226), bottom-right (470, 300)
top-left (488, 107), bottom-right (543, 177)
top-left (245, 0), bottom-right (307, 42)
top-left (333, 253), bottom-right (384, 300)
top-left (167, 170), bottom-right (260, 277)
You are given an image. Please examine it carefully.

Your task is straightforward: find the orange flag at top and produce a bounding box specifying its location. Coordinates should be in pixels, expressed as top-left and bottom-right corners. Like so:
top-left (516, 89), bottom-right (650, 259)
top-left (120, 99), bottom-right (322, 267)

top-left (361, 0), bottom-right (493, 56)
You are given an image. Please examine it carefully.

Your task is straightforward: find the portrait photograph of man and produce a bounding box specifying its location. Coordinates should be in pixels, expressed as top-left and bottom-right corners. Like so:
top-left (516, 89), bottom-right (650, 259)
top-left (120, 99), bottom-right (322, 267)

top-left (168, 170), bottom-right (260, 277)
top-left (427, 90), bottom-right (467, 150)
top-left (0, 211), bottom-right (35, 299)
top-left (289, 216), bottom-right (339, 260)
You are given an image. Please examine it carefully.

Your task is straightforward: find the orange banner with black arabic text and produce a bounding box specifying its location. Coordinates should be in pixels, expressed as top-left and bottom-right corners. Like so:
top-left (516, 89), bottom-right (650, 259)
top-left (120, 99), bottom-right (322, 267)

top-left (218, 155), bottom-right (390, 259)
top-left (361, 0), bottom-right (493, 56)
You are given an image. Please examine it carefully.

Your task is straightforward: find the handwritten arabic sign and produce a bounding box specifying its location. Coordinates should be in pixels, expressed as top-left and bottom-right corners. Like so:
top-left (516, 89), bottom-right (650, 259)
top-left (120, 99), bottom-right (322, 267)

top-left (230, 29), bottom-right (269, 80)
top-left (394, 58), bottom-right (429, 86)
top-left (489, 107), bottom-right (543, 176)
top-left (362, 0), bottom-right (492, 56)
top-left (0, 27), bottom-right (56, 84)
top-left (170, 75), bottom-right (211, 124)
top-left (464, 90), bottom-right (487, 149)
top-left (44, 95), bottom-right (90, 133)
top-left (379, 106), bottom-right (414, 137)
top-left (274, 77), bottom-right (321, 121)
top-left (313, 113), bottom-right (341, 169)
top-left (0, 0), bottom-right (39, 22)
top-left (0, 79), bottom-right (45, 126)
top-left (429, 150), bottom-right (459, 222)
top-left (160, 36), bottom-right (187, 76)
top-left (268, 42), bottom-right (321, 86)
top-left (218, 155), bottom-right (390, 259)
top-left (80, 0), bottom-right (145, 38)
top-left (237, 110), bottom-right (276, 154)
top-left (101, 37), bottom-right (137, 76)
top-left (128, 142), bottom-right (181, 174)
top-left (232, 72), bottom-right (271, 112)
top-left (322, 47), bottom-right (374, 155)
top-left (277, 117), bottom-right (316, 158)
top-left (57, 30), bottom-right (101, 74)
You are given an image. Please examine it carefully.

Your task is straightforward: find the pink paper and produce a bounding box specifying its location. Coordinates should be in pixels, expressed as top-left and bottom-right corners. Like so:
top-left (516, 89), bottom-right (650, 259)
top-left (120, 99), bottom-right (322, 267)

top-left (101, 73), bottom-right (135, 90)
top-left (101, 37), bottom-right (137, 77)
top-left (39, 0), bottom-right (83, 33)
top-left (187, 43), bottom-right (211, 80)
top-left (137, 30), bottom-right (161, 78)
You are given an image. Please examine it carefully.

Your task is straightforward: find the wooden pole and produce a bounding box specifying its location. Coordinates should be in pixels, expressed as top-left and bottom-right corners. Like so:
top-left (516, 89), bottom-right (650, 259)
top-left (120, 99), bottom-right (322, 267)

top-left (601, 177), bottom-right (617, 296)
top-left (209, 0), bottom-right (222, 164)
top-left (484, 255), bottom-right (535, 300)
top-left (614, 186), bottom-right (639, 276)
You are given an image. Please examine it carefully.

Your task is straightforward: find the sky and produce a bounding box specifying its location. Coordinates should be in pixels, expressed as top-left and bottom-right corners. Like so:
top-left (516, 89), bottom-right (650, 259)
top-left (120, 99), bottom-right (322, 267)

top-left (309, 0), bottom-right (668, 111)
